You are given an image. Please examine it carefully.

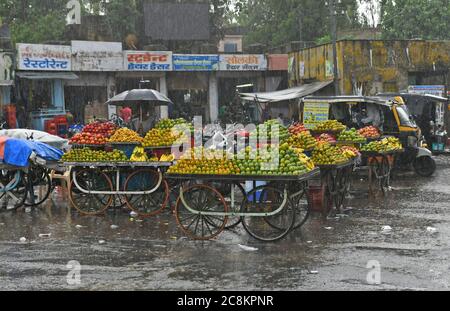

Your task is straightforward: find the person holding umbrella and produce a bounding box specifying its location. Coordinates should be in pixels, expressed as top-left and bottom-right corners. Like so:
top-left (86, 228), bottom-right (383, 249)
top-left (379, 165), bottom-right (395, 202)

top-left (106, 89), bottom-right (173, 132)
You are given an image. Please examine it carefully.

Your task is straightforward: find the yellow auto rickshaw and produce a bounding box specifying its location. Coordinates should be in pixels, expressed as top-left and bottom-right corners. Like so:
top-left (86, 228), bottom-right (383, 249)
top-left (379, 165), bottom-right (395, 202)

top-left (302, 95), bottom-right (436, 177)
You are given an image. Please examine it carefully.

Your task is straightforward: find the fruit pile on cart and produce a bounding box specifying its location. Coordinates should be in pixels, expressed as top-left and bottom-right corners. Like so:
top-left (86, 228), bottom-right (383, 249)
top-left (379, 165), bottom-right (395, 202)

top-left (58, 118), bottom-right (404, 242)
top-left (62, 121), bottom-right (178, 217)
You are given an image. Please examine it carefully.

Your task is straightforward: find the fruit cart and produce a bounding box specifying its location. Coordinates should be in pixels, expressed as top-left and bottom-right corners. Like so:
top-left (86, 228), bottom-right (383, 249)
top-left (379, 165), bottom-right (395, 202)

top-left (316, 159), bottom-right (356, 215)
top-left (166, 169), bottom-right (320, 242)
top-left (361, 149), bottom-right (404, 196)
top-left (62, 161), bottom-right (173, 217)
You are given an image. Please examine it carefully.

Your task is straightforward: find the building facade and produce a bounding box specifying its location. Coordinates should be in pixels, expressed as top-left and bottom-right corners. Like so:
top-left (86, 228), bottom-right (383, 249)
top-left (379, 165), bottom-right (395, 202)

top-left (289, 40), bottom-right (450, 96)
top-left (11, 41), bottom-right (287, 129)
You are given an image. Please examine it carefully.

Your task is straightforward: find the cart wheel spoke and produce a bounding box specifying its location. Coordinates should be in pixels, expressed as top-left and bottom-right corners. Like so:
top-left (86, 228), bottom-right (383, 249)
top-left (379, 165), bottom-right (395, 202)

top-left (124, 169), bottom-right (169, 218)
top-left (175, 184), bottom-right (228, 240)
top-left (218, 182), bottom-right (245, 229)
top-left (69, 169), bottom-right (112, 216)
top-left (242, 186), bottom-right (296, 242)
top-left (22, 166), bottom-right (52, 207)
top-left (0, 171), bottom-right (27, 211)
top-left (179, 213), bottom-right (197, 222)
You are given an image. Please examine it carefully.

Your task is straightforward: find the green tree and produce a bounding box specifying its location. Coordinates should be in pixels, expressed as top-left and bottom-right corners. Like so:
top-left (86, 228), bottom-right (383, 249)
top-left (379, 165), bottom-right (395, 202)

top-left (0, 0), bottom-right (67, 44)
top-left (0, 0), bottom-right (238, 45)
top-left (235, 0), bottom-right (360, 48)
top-left (381, 0), bottom-right (450, 40)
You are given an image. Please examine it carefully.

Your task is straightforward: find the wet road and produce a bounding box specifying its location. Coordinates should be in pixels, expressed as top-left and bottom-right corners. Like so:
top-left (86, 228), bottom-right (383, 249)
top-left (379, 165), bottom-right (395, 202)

top-left (1, 157), bottom-right (449, 291)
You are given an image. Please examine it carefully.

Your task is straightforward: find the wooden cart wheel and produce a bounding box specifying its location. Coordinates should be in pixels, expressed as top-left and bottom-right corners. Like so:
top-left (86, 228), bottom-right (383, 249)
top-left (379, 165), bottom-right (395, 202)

top-left (376, 156), bottom-right (390, 195)
top-left (124, 169), bottom-right (169, 217)
top-left (321, 174), bottom-right (333, 218)
top-left (215, 182), bottom-right (246, 229)
top-left (241, 186), bottom-right (296, 242)
top-left (69, 169), bottom-right (113, 216)
top-left (20, 167), bottom-right (52, 207)
top-left (103, 169), bottom-right (128, 211)
top-left (0, 170), bottom-right (27, 212)
top-left (261, 183), bottom-right (310, 231)
top-left (334, 166), bottom-right (352, 212)
top-left (175, 184), bottom-right (228, 241)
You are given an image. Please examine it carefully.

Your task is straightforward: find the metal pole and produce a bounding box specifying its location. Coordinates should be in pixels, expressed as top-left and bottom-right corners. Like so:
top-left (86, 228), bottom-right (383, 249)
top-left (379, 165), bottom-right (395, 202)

top-left (329, 0), bottom-right (340, 95)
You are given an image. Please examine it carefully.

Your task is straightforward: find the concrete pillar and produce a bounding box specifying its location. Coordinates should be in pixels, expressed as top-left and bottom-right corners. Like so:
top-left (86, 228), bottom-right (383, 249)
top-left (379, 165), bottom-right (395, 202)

top-left (51, 79), bottom-right (65, 110)
top-left (209, 72), bottom-right (219, 123)
top-left (107, 75), bottom-right (116, 119)
top-left (159, 74), bottom-right (169, 119)
top-left (0, 86), bottom-right (11, 104)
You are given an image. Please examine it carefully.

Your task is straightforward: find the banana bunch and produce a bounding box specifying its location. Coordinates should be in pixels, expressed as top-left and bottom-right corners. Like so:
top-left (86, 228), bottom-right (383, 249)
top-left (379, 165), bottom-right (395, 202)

top-left (382, 137), bottom-right (403, 150)
top-left (342, 149), bottom-right (357, 159)
top-left (160, 154), bottom-right (175, 162)
top-left (130, 146), bottom-right (149, 162)
top-left (293, 149), bottom-right (316, 171)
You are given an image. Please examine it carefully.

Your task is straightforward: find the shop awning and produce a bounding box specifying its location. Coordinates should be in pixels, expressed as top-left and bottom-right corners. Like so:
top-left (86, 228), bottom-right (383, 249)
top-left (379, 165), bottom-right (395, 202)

top-left (16, 72), bottom-right (79, 80)
top-left (303, 95), bottom-right (393, 106)
top-left (0, 81), bottom-right (14, 86)
top-left (239, 80), bottom-right (333, 103)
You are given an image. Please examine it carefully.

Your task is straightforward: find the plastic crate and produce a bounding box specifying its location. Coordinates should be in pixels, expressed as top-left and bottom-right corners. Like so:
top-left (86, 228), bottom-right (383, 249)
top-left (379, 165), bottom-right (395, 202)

top-left (45, 120), bottom-right (58, 136)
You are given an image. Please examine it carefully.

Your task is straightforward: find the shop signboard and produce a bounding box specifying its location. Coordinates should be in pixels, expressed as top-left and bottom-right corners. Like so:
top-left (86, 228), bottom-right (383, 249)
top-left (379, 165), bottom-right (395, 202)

top-left (172, 54), bottom-right (219, 71)
top-left (125, 51), bottom-right (172, 71)
top-left (408, 85), bottom-right (445, 97)
top-left (0, 51), bottom-right (14, 85)
top-left (303, 101), bottom-right (330, 129)
top-left (16, 43), bottom-right (71, 71)
top-left (219, 54), bottom-right (267, 71)
top-left (71, 41), bottom-right (123, 71)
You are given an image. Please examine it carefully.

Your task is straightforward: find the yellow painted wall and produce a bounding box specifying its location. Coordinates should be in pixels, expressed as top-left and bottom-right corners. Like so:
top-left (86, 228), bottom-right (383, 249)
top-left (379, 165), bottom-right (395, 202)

top-left (289, 40), bottom-right (450, 95)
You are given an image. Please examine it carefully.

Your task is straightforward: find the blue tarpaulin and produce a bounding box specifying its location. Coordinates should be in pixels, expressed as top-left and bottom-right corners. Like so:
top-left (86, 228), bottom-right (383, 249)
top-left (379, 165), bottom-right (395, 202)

top-left (2, 138), bottom-right (63, 167)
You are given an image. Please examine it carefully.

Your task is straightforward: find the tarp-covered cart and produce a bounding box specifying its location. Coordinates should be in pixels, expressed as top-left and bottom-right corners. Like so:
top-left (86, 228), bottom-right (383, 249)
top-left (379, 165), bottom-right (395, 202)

top-left (0, 137), bottom-right (63, 211)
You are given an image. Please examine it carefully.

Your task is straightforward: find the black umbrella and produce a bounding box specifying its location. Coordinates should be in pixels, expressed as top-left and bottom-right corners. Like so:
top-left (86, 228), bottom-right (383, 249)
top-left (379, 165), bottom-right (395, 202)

top-left (106, 89), bottom-right (172, 106)
top-left (106, 89), bottom-right (172, 124)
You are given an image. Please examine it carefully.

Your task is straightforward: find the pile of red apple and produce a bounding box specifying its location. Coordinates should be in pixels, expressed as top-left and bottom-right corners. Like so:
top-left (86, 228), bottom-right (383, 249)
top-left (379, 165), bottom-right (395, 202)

top-left (70, 132), bottom-right (108, 146)
top-left (316, 133), bottom-right (337, 143)
top-left (358, 126), bottom-right (380, 139)
top-left (82, 122), bottom-right (117, 138)
top-left (289, 123), bottom-right (308, 135)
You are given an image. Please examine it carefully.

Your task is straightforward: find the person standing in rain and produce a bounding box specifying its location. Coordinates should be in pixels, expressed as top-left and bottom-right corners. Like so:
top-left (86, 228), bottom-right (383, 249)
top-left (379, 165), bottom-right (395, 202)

top-left (120, 106), bottom-right (132, 124)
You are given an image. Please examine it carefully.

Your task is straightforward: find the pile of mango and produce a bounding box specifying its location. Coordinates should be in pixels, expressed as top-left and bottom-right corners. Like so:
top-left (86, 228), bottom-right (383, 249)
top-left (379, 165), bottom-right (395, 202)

top-left (143, 128), bottom-right (187, 147)
top-left (109, 128), bottom-right (144, 144)
top-left (311, 142), bottom-right (349, 165)
top-left (313, 120), bottom-right (346, 132)
top-left (62, 148), bottom-right (128, 162)
top-left (361, 137), bottom-right (403, 153)
top-left (286, 131), bottom-right (318, 150)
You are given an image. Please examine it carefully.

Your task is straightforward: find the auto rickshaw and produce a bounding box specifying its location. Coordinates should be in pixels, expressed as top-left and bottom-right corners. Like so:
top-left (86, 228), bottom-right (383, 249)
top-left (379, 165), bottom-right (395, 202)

top-left (302, 96), bottom-right (436, 177)
top-left (378, 93), bottom-right (448, 154)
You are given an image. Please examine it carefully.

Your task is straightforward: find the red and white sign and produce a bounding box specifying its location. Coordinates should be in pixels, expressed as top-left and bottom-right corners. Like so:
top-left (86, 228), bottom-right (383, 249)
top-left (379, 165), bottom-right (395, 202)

top-left (219, 54), bottom-right (267, 71)
top-left (124, 51), bottom-right (172, 71)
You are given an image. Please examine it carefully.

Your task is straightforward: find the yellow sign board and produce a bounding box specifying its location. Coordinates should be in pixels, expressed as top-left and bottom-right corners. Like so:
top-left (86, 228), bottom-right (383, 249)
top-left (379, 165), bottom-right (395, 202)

top-left (303, 102), bottom-right (330, 129)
